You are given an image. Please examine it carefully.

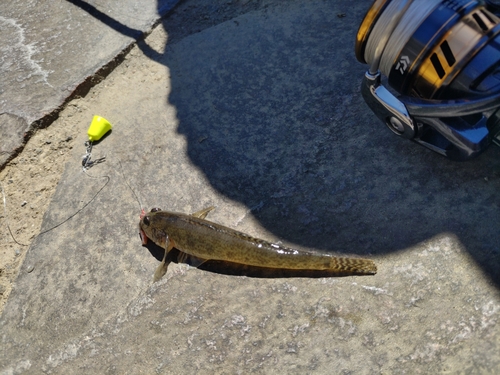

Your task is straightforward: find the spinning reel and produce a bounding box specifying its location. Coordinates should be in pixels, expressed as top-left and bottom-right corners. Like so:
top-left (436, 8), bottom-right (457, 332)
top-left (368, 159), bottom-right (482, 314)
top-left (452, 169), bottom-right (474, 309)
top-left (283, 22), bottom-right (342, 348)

top-left (356, 0), bottom-right (500, 160)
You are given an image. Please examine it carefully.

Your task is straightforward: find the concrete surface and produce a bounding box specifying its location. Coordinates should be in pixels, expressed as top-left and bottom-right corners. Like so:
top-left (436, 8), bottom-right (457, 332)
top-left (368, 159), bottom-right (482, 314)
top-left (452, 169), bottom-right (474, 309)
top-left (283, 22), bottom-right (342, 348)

top-left (0, 0), bottom-right (180, 167)
top-left (1, 0), bottom-right (500, 374)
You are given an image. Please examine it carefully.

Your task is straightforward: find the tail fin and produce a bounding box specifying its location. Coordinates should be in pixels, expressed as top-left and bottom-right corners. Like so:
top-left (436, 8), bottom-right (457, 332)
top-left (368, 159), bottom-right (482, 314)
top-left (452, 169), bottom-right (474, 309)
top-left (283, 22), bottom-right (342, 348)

top-left (332, 257), bottom-right (377, 275)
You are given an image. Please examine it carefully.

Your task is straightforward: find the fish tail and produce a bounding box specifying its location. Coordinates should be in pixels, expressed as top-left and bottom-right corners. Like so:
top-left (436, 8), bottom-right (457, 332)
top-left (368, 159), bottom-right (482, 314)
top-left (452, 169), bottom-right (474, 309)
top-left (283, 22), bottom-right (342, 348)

top-left (331, 257), bottom-right (377, 275)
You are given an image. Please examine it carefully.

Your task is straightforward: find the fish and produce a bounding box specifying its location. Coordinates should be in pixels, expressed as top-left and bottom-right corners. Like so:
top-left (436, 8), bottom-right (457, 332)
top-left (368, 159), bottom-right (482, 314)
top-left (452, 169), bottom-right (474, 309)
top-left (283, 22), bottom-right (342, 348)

top-left (139, 207), bottom-right (377, 281)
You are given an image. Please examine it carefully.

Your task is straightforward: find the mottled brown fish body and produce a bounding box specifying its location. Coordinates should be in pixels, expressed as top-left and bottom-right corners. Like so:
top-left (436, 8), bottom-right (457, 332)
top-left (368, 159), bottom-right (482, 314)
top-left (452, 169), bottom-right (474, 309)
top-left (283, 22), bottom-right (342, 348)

top-left (140, 210), bottom-right (376, 275)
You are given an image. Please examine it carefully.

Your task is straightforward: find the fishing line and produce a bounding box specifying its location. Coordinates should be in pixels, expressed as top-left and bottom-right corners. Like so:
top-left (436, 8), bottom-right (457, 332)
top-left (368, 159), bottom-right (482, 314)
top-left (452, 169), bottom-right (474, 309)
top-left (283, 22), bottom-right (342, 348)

top-left (0, 181), bottom-right (29, 247)
top-left (37, 169), bottom-right (110, 236)
top-left (117, 159), bottom-right (143, 211)
top-left (364, 0), bottom-right (441, 76)
top-left (35, 140), bottom-right (112, 236)
top-left (2, 117), bottom-right (141, 246)
top-left (38, 158), bottom-right (146, 236)
top-left (1, 155), bottom-right (110, 246)
top-left (1, 158), bottom-right (145, 247)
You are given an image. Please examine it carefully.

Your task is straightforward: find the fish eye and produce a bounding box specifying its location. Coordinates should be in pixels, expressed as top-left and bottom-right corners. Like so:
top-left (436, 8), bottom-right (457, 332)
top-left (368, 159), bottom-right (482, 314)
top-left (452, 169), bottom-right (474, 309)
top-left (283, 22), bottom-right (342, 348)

top-left (143, 216), bottom-right (150, 226)
top-left (151, 207), bottom-right (161, 212)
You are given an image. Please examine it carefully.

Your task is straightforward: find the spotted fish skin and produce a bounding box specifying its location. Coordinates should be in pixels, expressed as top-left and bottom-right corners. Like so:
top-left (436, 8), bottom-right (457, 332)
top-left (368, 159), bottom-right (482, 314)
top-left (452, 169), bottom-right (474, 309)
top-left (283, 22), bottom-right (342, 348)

top-left (139, 208), bottom-right (377, 279)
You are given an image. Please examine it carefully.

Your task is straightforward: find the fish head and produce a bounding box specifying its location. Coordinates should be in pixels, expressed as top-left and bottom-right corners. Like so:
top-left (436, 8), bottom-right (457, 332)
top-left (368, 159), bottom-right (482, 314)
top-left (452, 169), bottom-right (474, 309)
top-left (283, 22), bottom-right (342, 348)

top-left (139, 207), bottom-right (163, 246)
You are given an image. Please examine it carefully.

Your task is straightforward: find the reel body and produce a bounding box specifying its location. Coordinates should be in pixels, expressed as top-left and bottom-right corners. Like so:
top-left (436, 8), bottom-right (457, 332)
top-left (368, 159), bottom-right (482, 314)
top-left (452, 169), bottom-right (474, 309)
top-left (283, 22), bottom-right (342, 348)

top-left (356, 0), bottom-right (500, 160)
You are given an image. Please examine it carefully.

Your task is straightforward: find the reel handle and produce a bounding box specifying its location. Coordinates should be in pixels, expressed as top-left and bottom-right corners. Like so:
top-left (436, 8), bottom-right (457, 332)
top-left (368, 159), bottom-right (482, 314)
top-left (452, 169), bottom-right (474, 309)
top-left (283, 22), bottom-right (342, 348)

top-left (361, 70), bottom-right (499, 160)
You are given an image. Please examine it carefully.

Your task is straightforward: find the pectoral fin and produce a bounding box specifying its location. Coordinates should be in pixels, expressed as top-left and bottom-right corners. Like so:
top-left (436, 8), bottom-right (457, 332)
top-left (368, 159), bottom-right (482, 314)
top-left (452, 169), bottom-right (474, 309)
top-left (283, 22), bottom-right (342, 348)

top-left (153, 259), bottom-right (169, 282)
top-left (191, 206), bottom-right (215, 219)
top-left (153, 235), bottom-right (173, 282)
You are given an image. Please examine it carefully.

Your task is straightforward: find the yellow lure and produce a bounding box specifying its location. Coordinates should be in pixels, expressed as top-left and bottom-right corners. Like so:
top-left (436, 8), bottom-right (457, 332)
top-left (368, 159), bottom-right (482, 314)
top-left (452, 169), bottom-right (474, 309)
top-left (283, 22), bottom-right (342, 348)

top-left (87, 116), bottom-right (112, 142)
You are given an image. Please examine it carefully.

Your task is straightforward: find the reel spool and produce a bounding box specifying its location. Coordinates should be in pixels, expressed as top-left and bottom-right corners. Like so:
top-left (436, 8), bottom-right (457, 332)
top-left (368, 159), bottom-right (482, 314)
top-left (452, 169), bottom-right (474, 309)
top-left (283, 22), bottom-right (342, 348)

top-left (355, 0), bottom-right (500, 160)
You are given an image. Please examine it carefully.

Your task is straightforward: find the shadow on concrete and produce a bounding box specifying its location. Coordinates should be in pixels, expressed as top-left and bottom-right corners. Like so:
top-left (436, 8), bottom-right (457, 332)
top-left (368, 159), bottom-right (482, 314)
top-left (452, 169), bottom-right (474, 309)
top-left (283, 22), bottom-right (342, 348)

top-left (71, 0), bottom-right (500, 286)
top-left (66, 0), bottom-right (143, 39)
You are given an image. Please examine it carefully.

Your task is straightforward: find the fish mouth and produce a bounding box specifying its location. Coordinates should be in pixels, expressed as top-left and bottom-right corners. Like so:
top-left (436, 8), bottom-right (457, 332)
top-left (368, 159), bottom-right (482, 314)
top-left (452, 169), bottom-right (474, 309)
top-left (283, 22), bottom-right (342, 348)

top-left (139, 228), bottom-right (148, 245)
